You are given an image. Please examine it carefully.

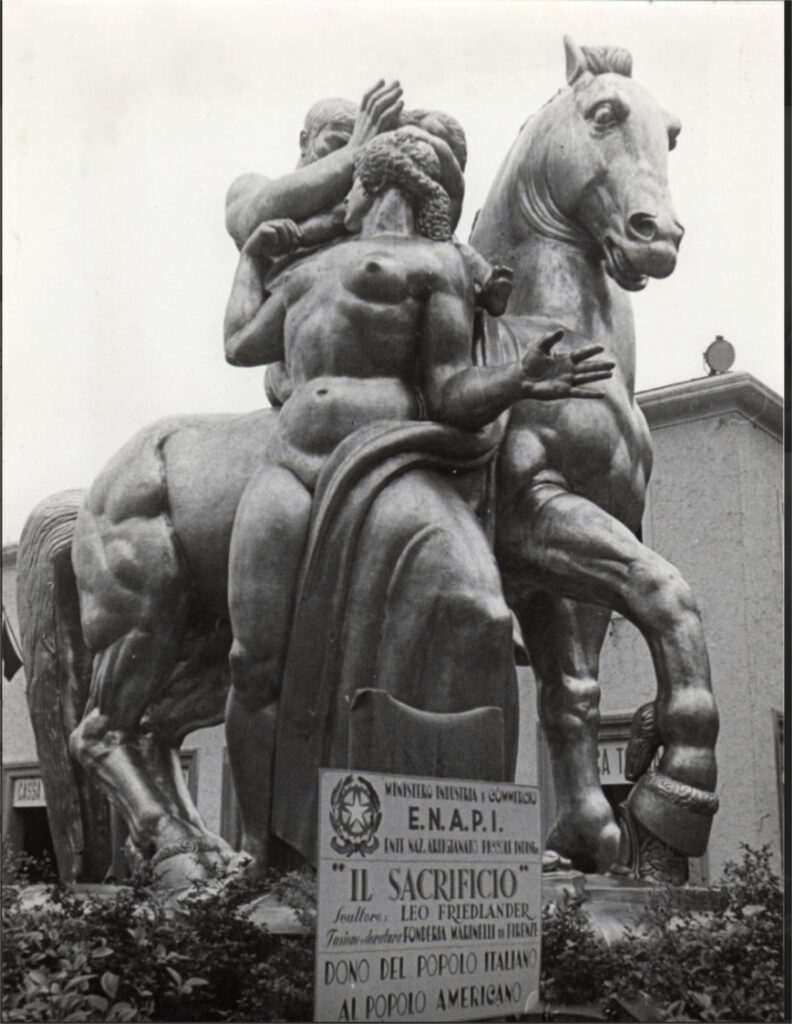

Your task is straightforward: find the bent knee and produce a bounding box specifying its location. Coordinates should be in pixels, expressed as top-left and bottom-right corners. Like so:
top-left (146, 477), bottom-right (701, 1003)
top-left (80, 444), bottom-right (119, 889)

top-left (229, 641), bottom-right (280, 709)
top-left (628, 558), bottom-right (700, 629)
top-left (70, 711), bottom-right (113, 765)
top-left (543, 676), bottom-right (601, 740)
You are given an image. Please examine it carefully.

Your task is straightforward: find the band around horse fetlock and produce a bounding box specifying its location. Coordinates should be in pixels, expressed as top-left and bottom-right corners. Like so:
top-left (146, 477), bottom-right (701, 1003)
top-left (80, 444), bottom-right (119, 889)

top-left (150, 836), bottom-right (230, 868)
top-left (625, 769), bottom-right (718, 857)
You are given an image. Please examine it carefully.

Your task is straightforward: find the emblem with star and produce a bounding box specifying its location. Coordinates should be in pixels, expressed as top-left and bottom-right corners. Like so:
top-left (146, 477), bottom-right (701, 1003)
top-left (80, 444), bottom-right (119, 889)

top-left (329, 775), bottom-right (382, 856)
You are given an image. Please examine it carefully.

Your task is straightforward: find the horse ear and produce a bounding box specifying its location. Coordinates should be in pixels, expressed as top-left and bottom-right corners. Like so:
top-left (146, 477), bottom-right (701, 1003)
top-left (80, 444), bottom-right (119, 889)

top-left (564, 35), bottom-right (588, 85)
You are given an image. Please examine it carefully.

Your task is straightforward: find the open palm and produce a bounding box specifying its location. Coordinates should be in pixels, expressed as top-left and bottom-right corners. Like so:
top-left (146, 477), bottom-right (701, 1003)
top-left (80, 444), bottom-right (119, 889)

top-left (521, 330), bottom-right (615, 399)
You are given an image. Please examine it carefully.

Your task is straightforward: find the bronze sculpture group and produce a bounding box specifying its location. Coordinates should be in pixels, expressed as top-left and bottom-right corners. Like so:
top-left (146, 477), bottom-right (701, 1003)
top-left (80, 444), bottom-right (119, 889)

top-left (18, 38), bottom-right (718, 890)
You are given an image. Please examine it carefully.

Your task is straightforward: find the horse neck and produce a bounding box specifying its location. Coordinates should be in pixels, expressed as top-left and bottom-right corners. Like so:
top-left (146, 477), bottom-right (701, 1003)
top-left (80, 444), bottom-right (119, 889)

top-left (472, 114), bottom-right (637, 389)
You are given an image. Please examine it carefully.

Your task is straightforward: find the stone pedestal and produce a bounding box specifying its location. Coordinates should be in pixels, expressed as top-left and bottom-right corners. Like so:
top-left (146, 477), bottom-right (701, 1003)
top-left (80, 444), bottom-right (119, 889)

top-left (541, 869), bottom-right (587, 905)
top-left (541, 868), bottom-right (723, 946)
top-left (579, 873), bottom-right (722, 946)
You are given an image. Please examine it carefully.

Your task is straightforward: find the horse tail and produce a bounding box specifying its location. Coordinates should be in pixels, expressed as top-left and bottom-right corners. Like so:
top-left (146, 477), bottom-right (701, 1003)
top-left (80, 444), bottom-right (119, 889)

top-left (17, 491), bottom-right (112, 882)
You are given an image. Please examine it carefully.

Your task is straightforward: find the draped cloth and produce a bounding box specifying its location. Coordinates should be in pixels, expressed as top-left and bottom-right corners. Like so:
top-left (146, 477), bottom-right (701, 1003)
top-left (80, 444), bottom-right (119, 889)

top-left (271, 418), bottom-right (517, 864)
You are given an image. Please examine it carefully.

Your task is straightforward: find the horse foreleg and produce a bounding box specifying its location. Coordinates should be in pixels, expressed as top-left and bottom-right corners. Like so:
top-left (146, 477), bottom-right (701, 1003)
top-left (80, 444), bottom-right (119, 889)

top-left (515, 593), bottom-right (618, 873)
top-left (499, 482), bottom-right (718, 877)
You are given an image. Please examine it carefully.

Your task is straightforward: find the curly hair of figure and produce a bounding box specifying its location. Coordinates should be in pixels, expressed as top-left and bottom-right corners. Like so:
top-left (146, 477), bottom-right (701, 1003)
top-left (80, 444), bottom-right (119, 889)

top-left (353, 128), bottom-right (453, 241)
top-left (401, 108), bottom-right (467, 171)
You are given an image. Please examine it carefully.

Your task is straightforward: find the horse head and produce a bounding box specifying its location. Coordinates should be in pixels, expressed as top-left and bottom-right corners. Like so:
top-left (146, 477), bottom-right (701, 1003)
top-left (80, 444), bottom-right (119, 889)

top-left (475, 37), bottom-right (684, 293)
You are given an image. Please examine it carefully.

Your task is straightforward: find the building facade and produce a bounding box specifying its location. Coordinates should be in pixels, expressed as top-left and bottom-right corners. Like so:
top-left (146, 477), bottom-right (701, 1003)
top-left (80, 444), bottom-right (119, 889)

top-left (3, 372), bottom-right (784, 882)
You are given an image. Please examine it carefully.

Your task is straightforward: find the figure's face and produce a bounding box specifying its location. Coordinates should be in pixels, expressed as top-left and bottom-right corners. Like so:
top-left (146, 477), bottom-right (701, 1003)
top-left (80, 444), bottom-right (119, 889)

top-left (303, 120), bottom-right (353, 164)
top-left (343, 177), bottom-right (374, 231)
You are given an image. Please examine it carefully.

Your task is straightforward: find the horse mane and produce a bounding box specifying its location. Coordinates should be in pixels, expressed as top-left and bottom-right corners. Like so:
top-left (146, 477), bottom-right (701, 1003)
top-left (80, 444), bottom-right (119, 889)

top-left (579, 45), bottom-right (633, 78)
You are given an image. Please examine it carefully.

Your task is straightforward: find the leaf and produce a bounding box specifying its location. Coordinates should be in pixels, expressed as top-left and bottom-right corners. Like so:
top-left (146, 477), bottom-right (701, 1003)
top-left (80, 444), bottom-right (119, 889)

top-left (101, 971), bottom-right (120, 999)
top-left (26, 968), bottom-right (50, 990)
top-left (181, 977), bottom-right (210, 995)
top-left (165, 965), bottom-right (182, 986)
top-left (91, 946), bottom-right (114, 959)
top-left (63, 973), bottom-right (95, 991)
top-left (108, 1004), bottom-right (138, 1023)
top-left (84, 994), bottom-right (110, 1012)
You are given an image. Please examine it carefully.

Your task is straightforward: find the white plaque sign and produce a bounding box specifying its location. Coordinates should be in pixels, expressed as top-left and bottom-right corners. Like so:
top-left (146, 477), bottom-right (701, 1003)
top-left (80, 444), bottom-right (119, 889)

top-left (315, 770), bottom-right (541, 1023)
top-left (13, 776), bottom-right (46, 807)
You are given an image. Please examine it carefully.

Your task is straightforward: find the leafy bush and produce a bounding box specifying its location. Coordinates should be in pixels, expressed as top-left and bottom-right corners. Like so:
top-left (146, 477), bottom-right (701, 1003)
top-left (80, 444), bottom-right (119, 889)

top-left (541, 845), bottom-right (785, 1023)
top-left (2, 840), bottom-right (57, 889)
top-left (541, 892), bottom-right (611, 1008)
top-left (2, 866), bottom-right (314, 1022)
top-left (3, 845), bottom-right (783, 1022)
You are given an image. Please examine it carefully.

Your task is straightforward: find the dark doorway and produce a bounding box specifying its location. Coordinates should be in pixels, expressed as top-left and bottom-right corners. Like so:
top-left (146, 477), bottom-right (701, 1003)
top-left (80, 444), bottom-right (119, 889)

top-left (15, 806), bottom-right (57, 880)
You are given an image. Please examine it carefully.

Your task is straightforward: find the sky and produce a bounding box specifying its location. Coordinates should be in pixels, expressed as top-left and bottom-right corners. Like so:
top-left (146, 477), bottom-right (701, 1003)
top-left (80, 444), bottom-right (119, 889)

top-left (2, 0), bottom-right (785, 544)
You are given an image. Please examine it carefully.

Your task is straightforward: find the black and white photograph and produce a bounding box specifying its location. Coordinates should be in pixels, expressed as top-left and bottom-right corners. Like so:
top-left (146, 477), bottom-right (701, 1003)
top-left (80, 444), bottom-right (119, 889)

top-left (2, 1), bottom-right (785, 1021)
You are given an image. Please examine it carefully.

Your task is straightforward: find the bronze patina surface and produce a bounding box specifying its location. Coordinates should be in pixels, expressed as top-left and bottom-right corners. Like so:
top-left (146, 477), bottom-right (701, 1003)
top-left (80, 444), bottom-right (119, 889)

top-left (17, 42), bottom-right (717, 888)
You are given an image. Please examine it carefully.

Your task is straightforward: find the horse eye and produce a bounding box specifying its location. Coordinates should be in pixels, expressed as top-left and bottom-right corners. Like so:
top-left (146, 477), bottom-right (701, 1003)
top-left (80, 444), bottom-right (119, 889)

top-left (590, 101), bottom-right (620, 128)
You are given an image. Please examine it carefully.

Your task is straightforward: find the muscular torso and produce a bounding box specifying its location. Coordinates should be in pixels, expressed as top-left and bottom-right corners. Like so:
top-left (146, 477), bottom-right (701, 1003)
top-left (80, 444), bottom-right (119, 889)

top-left (269, 235), bottom-right (471, 487)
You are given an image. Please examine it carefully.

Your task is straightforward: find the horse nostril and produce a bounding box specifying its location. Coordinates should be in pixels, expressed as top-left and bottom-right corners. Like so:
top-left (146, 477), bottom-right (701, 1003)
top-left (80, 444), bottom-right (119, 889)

top-left (627, 212), bottom-right (657, 241)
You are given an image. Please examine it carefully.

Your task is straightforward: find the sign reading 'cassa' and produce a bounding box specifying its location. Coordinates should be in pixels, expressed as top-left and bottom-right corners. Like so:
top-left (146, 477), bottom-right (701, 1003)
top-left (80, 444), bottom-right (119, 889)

top-left (315, 770), bottom-right (541, 1023)
top-left (13, 777), bottom-right (46, 807)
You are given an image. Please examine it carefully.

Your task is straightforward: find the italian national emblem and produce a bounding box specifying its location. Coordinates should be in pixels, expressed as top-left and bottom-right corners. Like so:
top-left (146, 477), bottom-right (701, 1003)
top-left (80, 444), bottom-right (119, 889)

top-left (329, 774), bottom-right (382, 857)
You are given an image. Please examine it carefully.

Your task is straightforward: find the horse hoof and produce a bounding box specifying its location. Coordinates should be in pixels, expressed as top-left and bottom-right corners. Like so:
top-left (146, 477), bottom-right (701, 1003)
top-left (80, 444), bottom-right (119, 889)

top-left (546, 814), bottom-right (620, 874)
top-left (541, 850), bottom-right (573, 872)
top-left (150, 837), bottom-right (234, 890)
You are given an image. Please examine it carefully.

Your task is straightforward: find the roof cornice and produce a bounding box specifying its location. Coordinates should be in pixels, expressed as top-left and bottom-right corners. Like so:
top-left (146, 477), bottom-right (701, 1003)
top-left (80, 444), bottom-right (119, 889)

top-left (637, 372), bottom-right (782, 440)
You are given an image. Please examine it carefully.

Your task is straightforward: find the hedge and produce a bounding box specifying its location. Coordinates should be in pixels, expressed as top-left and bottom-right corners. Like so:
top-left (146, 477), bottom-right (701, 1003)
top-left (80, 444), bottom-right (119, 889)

top-left (2, 845), bottom-right (784, 1022)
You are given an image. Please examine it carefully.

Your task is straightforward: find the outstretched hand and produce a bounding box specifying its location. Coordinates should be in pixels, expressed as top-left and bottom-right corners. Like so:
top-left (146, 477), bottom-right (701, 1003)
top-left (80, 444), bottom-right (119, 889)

top-left (350, 80), bottom-right (404, 148)
top-left (521, 330), bottom-right (615, 399)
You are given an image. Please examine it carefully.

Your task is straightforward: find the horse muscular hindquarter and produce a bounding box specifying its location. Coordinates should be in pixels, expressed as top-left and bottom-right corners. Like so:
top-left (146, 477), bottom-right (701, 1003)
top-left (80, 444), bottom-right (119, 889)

top-left (68, 409), bottom-right (279, 875)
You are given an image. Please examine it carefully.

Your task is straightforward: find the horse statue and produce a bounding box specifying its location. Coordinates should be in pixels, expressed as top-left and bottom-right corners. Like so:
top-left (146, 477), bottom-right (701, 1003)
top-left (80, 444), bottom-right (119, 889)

top-left (17, 37), bottom-right (717, 887)
top-left (472, 37), bottom-right (718, 879)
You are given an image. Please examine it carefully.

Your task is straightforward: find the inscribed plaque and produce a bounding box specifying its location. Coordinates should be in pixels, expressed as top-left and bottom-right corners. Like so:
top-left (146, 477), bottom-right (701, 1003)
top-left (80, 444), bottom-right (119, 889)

top-left (315, 769), bottom-right (541, 1022)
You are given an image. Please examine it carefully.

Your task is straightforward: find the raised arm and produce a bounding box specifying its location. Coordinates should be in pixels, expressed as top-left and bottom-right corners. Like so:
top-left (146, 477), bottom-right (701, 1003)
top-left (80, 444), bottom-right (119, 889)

top-left (226, 80), bottom-right (404, 249)
top-left (226, 155), bottom-right (356, 251)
